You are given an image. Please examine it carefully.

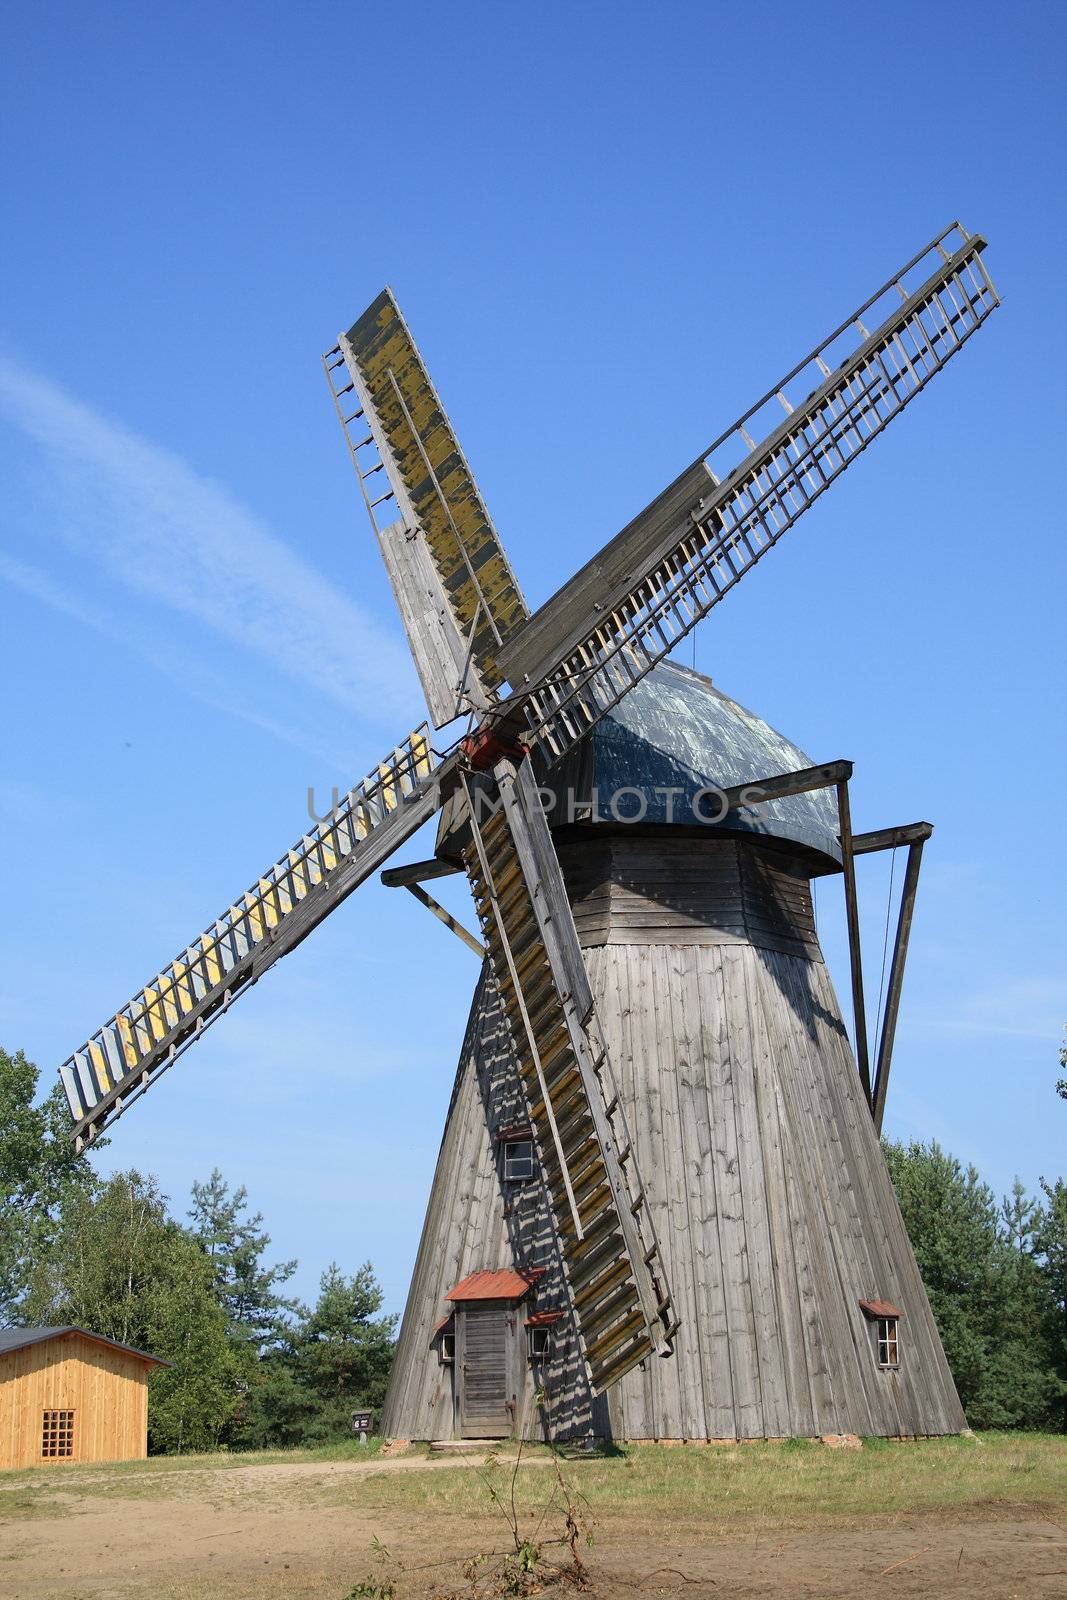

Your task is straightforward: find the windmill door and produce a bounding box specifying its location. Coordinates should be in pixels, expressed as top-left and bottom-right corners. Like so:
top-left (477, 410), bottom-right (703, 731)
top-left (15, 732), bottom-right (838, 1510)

top-left (457, 1303), bottom-right (512, 1438)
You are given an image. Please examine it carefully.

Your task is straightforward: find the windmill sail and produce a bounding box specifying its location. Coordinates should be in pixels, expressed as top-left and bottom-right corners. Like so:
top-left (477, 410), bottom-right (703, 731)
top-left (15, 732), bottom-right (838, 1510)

top-left (498, 223), bottom-right (998, 763)
top-left (326, 289), bottom-right (528, 725)
top-left (463, 756), bottom-right (676, 1391)
top-left (59, 729), bottom-right (444, 1150)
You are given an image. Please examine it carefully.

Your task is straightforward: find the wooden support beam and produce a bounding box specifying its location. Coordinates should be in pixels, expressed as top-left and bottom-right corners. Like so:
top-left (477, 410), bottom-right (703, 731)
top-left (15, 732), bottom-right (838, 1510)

top-left (403, 883), bottom-right (485, 959)
top-left (718, 759), bottom-right (853, 814)
top-left (871, 837), bottom-right (927, 1134)
top-left (836, 779), bottom-right (872, 1107)
top-left (852, 821), bottom-right (933, 856)
top-left (381, 857), bottom-right (463, 889)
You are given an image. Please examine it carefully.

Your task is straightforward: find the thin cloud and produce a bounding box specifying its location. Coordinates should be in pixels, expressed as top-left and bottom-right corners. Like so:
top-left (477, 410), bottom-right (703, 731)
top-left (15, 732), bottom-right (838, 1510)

top-left (903, 975), bottom-right (1064, 1042)
top-left (0, 355), bottom-right (418, 719)
top-left (0, 551), bottom-right (361, 770)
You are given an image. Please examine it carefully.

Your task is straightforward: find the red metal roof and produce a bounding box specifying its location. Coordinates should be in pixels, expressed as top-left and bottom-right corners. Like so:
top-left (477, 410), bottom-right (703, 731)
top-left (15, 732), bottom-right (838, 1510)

top-left (446, 1268), bottom-right (544, 1302)
top-left (525, 1309), bottom-right (564, 1327)
top-left (493, 1123), bottom-right (533, 1143)
top-left (859, 1298), bottom-right (903, 1320)
top-left (431, 1312), bottom-right (455, 1336)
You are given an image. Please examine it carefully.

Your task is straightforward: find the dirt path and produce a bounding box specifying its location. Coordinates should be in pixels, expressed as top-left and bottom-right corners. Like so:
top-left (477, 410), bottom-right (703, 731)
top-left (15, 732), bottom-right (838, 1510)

top-left (0, 1457), bottom-right (1062, 1599)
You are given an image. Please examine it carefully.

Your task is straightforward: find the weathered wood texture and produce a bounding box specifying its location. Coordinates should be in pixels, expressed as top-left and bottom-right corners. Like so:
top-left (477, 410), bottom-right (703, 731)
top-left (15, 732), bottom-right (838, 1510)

top-left (556, 833), bottom-right (820, 958)
top-left (383, 834), bottom-right (965, 1441)
top-left (0, 1333), bottom-right (153, 1469)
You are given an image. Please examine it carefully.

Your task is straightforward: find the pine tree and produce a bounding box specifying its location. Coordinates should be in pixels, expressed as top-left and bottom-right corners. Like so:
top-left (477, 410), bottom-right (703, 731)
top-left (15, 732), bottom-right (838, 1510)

top-left (1034, 1178), bottom-right (1067, 1430)
top-left (188, 1169), bottom-right (298, 1351)
top-left (884, 1140), bottom-right (1057, 1428)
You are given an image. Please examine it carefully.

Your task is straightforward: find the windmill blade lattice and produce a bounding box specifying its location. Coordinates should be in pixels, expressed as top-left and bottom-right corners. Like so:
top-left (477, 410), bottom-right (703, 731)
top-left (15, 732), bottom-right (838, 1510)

top-left (462, 754), bottom-right (677, 1390)
top-left (499, 224), bottom-right (998, 765)
top-left (59, 728), bottom-right (442, 1150)
top-left (325, 289), bottom-right (528, 727)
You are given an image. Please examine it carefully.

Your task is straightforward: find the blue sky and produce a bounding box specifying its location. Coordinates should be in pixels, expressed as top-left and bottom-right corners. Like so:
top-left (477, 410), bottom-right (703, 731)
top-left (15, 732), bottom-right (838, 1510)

top-left (1, 1), bottom-right (1064, 1313)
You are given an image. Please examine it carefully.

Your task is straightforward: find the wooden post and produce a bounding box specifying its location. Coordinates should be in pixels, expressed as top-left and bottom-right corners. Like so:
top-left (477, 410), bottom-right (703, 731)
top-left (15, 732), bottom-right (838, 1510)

top-left (837, 779), bottom-right (871, 1106)
top-left (871, 838), bottom-right (927, 1134)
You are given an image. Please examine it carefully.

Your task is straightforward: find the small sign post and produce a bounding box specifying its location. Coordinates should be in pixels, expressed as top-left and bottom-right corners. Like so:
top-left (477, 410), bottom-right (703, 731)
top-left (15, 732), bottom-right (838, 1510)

top-left (351, 1409), bottom-right (373, 1445)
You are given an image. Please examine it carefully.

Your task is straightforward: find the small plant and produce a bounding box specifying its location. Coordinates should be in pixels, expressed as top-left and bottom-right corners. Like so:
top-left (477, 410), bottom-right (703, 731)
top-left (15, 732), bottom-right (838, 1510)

top-left (443, 1388), bottom-right (593, 1595)
top-left (346, 1534), bottom-right (399, 1598)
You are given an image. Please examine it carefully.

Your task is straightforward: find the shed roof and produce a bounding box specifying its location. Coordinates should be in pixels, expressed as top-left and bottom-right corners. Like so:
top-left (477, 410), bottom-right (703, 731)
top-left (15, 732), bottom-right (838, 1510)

top-left (0, 1326), bottom-right (169, 1367)
top-left (446, 1269), bottom-right (543, 1302)
top-left (858, 1299), bottom-right (904, 1320)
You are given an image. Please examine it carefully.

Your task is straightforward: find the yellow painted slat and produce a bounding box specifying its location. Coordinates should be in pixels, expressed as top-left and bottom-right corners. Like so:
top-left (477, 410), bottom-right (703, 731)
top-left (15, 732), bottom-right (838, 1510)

top-left (116, 1014), bottom-right (139, 1069)
top-left (201, 941), bottom-right (222, 988)
top-left (172, 960), bottom-right (194, 1014)
top-left (244, 893), bottom-right (265, 944)
top-left (88, 1040), bottom-right (111, 1091)
top-left (142, 986), bottom-right (167, 1042)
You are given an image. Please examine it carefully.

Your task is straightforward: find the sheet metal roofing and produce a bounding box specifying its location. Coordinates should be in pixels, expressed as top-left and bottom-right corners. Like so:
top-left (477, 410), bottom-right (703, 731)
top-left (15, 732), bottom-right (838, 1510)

top-left (0, 1326), bottom-right (168, 1366)
top-left (445, 1269), bottom-right (542, 1302)
top-left (545, 659), bottom-right (842, 866)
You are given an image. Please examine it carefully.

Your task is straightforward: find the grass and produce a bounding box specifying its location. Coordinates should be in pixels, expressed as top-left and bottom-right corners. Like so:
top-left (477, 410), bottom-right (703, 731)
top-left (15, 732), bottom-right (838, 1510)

top-left (341, 1433), bottom-right (1067, 1531)
top-left (0, 1432), bottom-right (1064, 1534)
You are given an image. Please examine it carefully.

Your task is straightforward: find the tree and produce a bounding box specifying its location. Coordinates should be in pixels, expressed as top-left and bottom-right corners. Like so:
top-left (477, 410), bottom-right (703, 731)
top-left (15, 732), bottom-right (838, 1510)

top-left (1034, 1178), bottom-right (1067, 1430)
top-left (25, 1170), bottom-right (240, 1452)
top-left (1057, 1028), bottom-right (1066, 1101)
top-left (0, 1043), bottom-right (95, 1324)
top-left (884, 1140), bottom-right (1057, 1429)
top-left (237, 1263), bottom-right (397, 1448)
top-left (294, 1262), bottom-right (397, 1430)
top-left (188, 1168), bottom-right (298, 1351)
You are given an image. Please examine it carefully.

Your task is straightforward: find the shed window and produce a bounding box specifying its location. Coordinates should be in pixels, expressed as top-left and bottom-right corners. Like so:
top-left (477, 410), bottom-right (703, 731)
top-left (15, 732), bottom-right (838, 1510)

top-left (527, 1325), bottom-right (551, 1362)
top-left (42, 1410), bottom-right (75, 1459)
top-left (504, 1139), bottom-right (534, 1182)
top-left (440, 1331), bottom-right (455, 1363)
top-left (876, 1317), bottom-right (899, 1368)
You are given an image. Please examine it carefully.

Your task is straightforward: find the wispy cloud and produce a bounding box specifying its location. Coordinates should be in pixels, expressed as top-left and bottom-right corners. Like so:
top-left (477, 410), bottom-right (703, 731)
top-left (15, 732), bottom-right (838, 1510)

top-left (904, 975), bottom-right (1065, 1042)
top-left (0, 551), bottom-right (363, 770)
top-left (0, 355), bottom-right (418, 722)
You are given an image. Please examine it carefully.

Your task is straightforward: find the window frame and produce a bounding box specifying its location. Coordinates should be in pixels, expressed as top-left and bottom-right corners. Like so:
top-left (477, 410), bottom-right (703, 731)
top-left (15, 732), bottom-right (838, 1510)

top-left (440, 1330), bottom-right (456, 1364)
top-left (41, 1409), bottom-right (75, 1460)
top-left (527, 1324), bottom-right (551, 1363)
top-left (503, 1138), bottom-right (535, 1183)
top-left (876, 1316), bottom-right (900, 1369)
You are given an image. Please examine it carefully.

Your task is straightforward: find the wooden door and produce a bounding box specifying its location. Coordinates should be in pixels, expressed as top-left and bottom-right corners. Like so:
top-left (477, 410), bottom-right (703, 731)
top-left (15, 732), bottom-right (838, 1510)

top-left (458, 1304), bottom-right (511, 1438)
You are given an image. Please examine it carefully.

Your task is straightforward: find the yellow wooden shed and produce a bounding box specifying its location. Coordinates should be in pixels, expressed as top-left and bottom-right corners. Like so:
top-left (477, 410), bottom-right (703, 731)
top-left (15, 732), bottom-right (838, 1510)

top-left (0, 1326), bottom-right (167, 1470)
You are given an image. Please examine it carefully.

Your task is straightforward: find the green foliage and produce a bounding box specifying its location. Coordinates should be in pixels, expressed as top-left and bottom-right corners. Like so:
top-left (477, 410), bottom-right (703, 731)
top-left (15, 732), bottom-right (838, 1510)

top-left (0, 1043), bottom-right (95, 1323)
top-left (188, 1168), bottom-right (298, 1351)
top-left (884, 1140), bottom-right (1060, 1430)
top-left (1034, 1177), bottom-right (1067, 1429)
top-left (24, 1170), bottom-right (240, 1452)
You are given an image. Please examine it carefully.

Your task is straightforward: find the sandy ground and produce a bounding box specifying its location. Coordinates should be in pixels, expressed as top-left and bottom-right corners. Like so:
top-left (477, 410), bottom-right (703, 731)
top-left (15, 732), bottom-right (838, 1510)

top-left (0, 1453), bottom-right (1063, 1599)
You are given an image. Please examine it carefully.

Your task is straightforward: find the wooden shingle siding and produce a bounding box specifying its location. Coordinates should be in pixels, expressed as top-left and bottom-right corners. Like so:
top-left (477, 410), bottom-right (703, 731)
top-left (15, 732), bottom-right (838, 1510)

top-left (0, 1334), bottom-right (151, 1470)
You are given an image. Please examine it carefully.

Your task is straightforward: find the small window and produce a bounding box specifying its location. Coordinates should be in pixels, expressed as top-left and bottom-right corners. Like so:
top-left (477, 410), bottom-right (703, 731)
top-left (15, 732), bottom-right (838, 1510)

top-left (876, 1316), bottom-right (899, 1368)
top-left (504, 1139), bottom-right (534, 1182)
top-left (528, 1325), bottom-right (551, 1362)
top-left (440, 1331), bottom-right (455, 1364)
top-left (42, 1410), bottom-right (75, 1459)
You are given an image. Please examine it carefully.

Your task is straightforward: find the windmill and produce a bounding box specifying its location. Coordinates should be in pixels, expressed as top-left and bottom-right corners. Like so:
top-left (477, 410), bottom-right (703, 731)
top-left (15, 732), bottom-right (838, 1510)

top-left (57, 223), bottom-right (998, 1442)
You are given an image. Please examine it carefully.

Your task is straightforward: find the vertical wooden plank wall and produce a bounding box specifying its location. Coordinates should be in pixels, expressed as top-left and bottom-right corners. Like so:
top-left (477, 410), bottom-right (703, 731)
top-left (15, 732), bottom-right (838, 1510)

top-left (384, 832), bottom-right (966, 1442)
top-left (0, 1334), bottom-right (151, 1470)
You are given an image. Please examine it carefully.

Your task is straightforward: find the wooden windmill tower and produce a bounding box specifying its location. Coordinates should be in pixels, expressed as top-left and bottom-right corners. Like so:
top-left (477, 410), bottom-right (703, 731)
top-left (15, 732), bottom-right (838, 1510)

top-left (58, 224), bottom-right (998, 1442)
